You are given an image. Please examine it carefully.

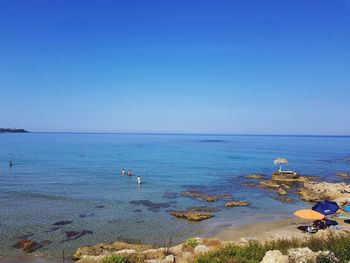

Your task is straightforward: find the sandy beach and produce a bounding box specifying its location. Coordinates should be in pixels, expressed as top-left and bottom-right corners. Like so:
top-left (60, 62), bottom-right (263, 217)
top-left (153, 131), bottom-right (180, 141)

top-left (213, 216), bottom-right (350, 243)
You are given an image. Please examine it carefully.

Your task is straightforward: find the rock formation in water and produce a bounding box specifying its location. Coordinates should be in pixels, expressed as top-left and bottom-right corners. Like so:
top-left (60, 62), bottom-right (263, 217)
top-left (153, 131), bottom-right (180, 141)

top-left (298, 182), bottom-right (350, 205)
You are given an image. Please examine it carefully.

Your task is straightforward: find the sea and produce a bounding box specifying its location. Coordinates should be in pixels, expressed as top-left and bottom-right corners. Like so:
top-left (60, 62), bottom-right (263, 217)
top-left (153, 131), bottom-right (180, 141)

top-left (0, 133), bottom-right (349, 258)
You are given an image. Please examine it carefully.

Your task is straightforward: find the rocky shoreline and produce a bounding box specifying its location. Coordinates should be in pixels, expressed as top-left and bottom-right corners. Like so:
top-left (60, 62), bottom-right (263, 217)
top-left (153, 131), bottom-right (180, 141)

top-left (9, 171), bottom-right (350, 262)
top-left (69, 178), bottom-right (350, 263)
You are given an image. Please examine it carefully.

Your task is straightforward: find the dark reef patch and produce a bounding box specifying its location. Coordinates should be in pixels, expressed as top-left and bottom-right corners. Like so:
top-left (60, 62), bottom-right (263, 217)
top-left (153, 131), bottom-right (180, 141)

top-left (53, 220), bottom-right (73, 226)
top-left (79, 213), bottom-right (95, 218)
top-left (129, 200), bottom-right (171, 212)
top-left (162, 192), bottom-right (180, 199)
top-left (62, 230), bottom-right (93, 242)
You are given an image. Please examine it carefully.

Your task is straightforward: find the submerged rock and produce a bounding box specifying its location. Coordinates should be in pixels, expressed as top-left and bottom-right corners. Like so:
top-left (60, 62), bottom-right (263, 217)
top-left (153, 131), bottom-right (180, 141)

top-left (225, 201), bottom-right (249, 207)
top-left (170, 211), bottom-right (214, 221)
top-left (274, 196), bottom-right (294, 203)
top-left (129, 200), bottom-right (171, 212)
top-left (278, 188), bottom-right (287, 196)
top-left (181, 191), bottom-right (219, 202)
top-left (241, 183), bottom-right (259, 187)
top-left (79, 213), bottom-right (95, 218)
top-left (187, 206), bottom-right (221, 212)
top-left (336, 173), bottom-right (350, 178)
top-left (244, 174), bottom-right (265, 179)
top-left (162, 192), bottom-right (180, 199)
top-left (13, 239), bottom-right (42, 253)
top-left (259, 180), bottom-right (280, 188)
top-left (53, 220), bottom-right (72, 226)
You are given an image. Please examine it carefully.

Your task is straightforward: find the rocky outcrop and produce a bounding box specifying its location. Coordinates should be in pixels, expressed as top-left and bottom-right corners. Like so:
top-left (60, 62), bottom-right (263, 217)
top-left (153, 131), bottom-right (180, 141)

top-left (225, 201), bottom-right (249, 207)
top-left (287, 247), bottom-right (338, 263)
top-left (73, 238), bottom-right (224, 263)
top-left (261, 247), bottom-right (339, 263)
top-left (260, 250), bottom-right (288, 263)
top-left (298, 182), bottom-right (350, 205)
top-left (170, 211), bottom-right (214, 221)
top-left (13, 239), bottom-right (42, 253)
top-left (73, 242), bottom-right (153, 260)
top-left (244, 174), bottom-right (265, 179)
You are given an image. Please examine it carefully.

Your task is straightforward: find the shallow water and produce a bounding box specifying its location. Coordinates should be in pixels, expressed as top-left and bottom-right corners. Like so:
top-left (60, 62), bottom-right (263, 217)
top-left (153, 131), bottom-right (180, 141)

top-left (0, 133), bottom-right (349, 257)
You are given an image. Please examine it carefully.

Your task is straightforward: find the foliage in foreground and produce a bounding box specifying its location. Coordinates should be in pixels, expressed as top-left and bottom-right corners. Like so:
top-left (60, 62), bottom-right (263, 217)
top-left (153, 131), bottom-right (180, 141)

top-left (183, 237), bottom-right (199, 249)
top-left (103, 255), bottom-right (127, 263)
top-left (195, 233), bottom-right (350, 263)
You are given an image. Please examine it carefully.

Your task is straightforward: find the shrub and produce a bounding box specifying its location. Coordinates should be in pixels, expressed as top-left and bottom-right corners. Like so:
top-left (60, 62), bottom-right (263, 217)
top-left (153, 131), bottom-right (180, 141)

top-left (195, 233), bottom-right (350, 263)
top-left (103, 254), bottom-right (127, 263)
top-left (183, 238), bottom-right (199, 249)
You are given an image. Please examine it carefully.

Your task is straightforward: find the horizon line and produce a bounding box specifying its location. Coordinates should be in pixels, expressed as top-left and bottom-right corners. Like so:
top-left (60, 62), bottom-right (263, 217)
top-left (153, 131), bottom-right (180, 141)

top-left (20, 131), bottom-right (350, 137)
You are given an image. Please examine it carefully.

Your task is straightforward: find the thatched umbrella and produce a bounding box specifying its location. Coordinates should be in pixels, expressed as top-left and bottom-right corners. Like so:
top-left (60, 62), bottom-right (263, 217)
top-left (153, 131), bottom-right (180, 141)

top-left (274, 158), bottom-right (288, 172)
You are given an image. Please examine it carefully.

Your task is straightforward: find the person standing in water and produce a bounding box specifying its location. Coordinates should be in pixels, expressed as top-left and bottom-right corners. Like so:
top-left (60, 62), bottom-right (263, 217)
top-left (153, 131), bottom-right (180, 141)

top-left (127, 170), bottom-right (132, 176)
top-left (137, 176), bottom-right (141, 184)
top-left (121, 168), bottom-right (125, 176)
top-left (8, 161), bottom-right (13, 168)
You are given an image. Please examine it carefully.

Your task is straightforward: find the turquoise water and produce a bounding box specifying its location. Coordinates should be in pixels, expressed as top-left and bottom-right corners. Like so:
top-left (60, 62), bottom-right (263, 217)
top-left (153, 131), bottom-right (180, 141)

top-left (0, 133), bottom-right (349, 257)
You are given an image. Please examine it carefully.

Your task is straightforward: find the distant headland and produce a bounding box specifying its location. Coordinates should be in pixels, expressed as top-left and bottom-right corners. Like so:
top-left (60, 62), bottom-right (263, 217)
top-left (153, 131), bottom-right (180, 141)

top-left (0, 128), bottom-right (29, 133)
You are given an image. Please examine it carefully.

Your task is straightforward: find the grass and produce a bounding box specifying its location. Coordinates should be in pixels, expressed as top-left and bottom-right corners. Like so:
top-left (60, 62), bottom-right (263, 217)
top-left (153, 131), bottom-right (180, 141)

top-left (103, 255), bottom-right (127, 263)
top-left (183, 237), bottom-right (199, 249)
top-left (195, 233), bottom-right (350, 263)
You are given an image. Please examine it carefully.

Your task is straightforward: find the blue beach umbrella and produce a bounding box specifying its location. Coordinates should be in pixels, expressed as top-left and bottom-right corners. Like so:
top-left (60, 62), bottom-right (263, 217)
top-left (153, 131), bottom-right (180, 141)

top-left (312, 201), bottom-right (339, 215)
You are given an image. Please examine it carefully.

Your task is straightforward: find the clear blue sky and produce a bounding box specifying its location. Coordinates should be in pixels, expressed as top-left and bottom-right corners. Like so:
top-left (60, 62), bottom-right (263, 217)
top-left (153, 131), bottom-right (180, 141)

top-left (1, 0), bottom-right (349, 135)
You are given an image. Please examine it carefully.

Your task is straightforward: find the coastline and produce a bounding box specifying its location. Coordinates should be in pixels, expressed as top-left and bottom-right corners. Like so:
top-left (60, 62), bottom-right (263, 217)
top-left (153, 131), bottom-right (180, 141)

top-left (3, 214), bottom-right (350, 263)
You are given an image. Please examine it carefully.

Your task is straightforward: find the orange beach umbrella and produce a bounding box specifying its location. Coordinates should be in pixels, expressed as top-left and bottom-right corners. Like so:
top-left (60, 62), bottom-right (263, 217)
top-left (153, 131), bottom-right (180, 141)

top-left (294, 209), bottom-right (325, 220)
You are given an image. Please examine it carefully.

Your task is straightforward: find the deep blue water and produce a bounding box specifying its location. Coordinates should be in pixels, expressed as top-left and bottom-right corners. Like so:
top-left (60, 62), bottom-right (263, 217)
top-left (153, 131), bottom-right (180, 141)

top-left (0, 133), bottom-right (349, 257)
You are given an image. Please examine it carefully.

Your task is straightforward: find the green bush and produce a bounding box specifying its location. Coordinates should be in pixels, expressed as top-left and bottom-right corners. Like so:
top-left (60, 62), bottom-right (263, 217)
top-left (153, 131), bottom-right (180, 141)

top-left (103, 254), bottom-right (127, 263)
top-left (195, 233), bottom-right (350, 263)
top-left (183, 237), bottom-right (199, 249)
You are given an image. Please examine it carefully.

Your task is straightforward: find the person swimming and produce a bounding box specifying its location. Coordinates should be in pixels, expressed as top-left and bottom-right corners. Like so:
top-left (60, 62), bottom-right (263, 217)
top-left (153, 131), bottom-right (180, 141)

top-left (121, 168), bottom-right (125, 176)
top-left (137, 176), bottom-right (141, 184)
top-left (127, 170), bottom-right (132, 176)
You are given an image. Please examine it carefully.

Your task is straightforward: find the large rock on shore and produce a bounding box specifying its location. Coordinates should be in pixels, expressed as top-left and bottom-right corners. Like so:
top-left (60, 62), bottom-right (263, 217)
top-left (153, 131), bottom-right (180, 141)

top-left (298, 182), bottom-right (350, 205)
top-left (261, 248), bottom-right (339, 263)
top-left (73, 238), bottom-right (223, 263)
top-left (73, 242), bottom-right (153, 261)
top-left (260, 250), bottom-right (288, 263)
top-left (170, 211), bottom-right (214, 221)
